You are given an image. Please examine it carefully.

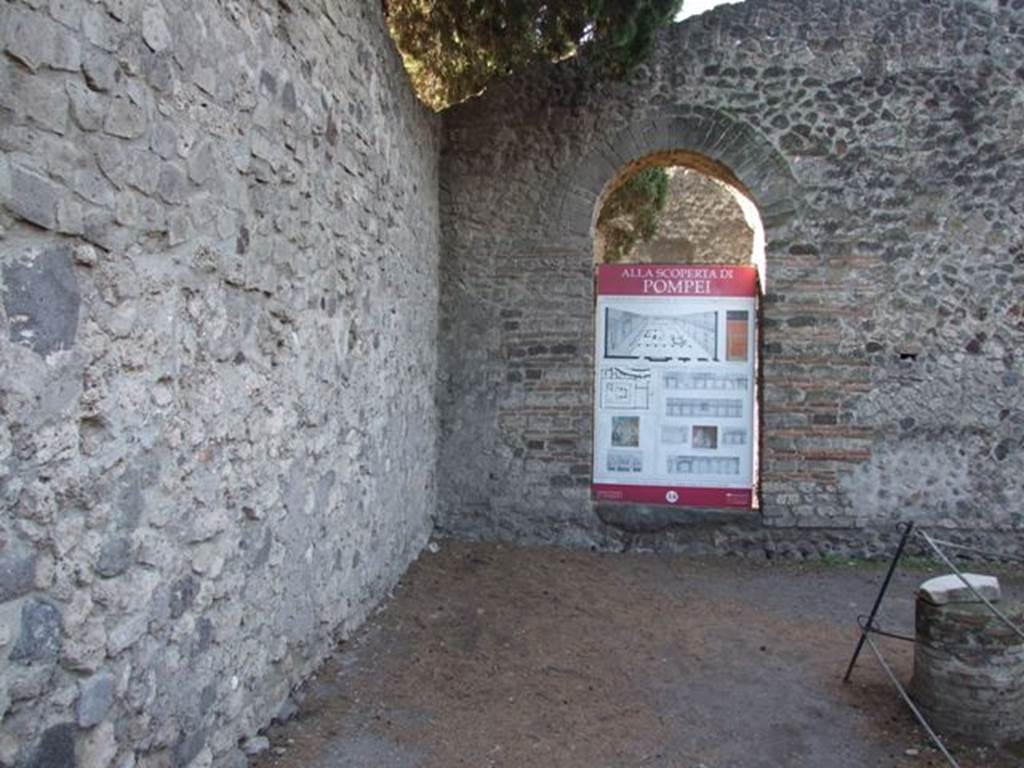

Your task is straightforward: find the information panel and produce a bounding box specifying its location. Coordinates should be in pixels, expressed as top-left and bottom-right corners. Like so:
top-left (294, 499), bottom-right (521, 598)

top-left (592, 264), bottom-right (757, 508)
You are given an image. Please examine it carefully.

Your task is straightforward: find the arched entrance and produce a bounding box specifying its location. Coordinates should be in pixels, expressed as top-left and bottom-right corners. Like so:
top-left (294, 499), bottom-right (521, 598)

top-left (439, 104), bottom-right (800, 544)
top-left (590, 149), bottom-right (770, 513)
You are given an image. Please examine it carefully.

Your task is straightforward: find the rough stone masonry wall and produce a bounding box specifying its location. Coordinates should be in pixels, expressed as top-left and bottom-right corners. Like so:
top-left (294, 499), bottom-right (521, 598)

top-left (0, 1), bottom-right (439, 766)
top-left (628, 169), bottom-right (754, 265)
top-left (439, 0), bottom-right (1024, 556)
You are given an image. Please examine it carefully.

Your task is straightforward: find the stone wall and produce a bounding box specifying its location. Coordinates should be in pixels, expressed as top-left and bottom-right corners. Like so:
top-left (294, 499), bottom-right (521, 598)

top-left (438, 0), bottom-right (1024, 553)
top-left (0, 1), bottom-right (439, 766)
top-left (626, 169), bottom-right (754, 265)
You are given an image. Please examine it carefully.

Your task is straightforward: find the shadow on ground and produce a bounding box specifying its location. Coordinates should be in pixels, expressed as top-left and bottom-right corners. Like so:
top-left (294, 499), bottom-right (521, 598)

top-left (250, 542), bottom-right (1022, 768)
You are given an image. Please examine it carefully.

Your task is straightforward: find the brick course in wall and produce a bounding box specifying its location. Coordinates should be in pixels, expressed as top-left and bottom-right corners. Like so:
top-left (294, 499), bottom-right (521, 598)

top-left (439, 0), bottom-right (1024, 553)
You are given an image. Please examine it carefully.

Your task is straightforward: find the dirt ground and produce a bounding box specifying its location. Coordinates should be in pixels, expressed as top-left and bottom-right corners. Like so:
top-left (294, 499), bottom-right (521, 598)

top-left (251, 542), bottom-right (1024, 768)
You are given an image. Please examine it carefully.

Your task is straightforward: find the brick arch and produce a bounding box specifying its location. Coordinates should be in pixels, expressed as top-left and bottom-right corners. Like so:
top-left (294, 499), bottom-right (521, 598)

top-left (546, 106), bottom-right (800, 243)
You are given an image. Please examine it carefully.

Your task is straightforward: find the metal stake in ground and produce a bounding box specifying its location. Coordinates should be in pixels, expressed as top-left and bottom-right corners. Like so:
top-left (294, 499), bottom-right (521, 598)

top-left (842, 520), bottom-right (915, 683)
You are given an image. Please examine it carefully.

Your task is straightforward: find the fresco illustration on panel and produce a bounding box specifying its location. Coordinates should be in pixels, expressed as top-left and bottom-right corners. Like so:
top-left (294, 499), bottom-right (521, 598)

top-left (605, 308), bottom-right (718, 361)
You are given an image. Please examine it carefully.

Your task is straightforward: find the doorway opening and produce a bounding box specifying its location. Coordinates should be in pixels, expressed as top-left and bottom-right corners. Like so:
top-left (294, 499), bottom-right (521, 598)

top-left (591, 154), bottom-right (765, 510)
top-left (594, 153), bottom-right (765, 281)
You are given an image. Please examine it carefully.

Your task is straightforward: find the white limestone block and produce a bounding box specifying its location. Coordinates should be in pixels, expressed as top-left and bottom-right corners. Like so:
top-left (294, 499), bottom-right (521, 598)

top-left (918, 573), bottom-right (1001, 605)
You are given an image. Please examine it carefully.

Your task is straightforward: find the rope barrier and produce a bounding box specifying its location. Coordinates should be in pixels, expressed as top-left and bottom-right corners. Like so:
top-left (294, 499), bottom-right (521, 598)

top-left (863, 635), bottom-right (962, 768)
top-left (921, 537), bottom-right (1024, 565)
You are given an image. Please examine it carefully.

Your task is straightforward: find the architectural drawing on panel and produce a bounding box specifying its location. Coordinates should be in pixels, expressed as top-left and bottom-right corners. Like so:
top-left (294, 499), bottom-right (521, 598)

top-left (663, 371), bottom-right (748, 391)
top-left (722, 429), bottom-right (746, 446)
top-left (605, 307), bottom-right (718, 361)
top-left (665, 398), bottom-right (743, 418)
top-left (607, 451), bottom-right (643, 473)
top-left (666, 455), bottom-right (740, 476)
top-left (600, 367), bottom-right (652, 410)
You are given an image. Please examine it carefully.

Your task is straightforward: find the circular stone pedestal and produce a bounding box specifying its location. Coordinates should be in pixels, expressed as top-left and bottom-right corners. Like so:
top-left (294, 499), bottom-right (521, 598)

top-left (910, 574), bottom-right (1024, 745)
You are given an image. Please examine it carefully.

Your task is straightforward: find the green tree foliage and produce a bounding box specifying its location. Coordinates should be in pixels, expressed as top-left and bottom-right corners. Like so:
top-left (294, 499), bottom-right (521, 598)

top-left (386, 0), bottom-right (683, 110)
top-left (597, 167), bottom-right (671, 263)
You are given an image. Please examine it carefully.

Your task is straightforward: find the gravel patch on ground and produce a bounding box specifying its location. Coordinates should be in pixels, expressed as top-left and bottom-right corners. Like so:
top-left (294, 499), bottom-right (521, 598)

top-left (251, 542), bottom-right (1024, 768)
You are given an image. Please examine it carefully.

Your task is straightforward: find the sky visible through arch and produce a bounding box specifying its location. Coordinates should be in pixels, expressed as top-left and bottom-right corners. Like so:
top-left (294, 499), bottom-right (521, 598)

top-left (675, 0), bottom-right (746, 21)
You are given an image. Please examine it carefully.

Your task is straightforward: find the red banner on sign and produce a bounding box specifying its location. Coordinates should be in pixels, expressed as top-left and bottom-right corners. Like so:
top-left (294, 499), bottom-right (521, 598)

top-left (592, 484), bottom-right (753, 508)
top-left (597, 264), bottom-right (757, 298)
